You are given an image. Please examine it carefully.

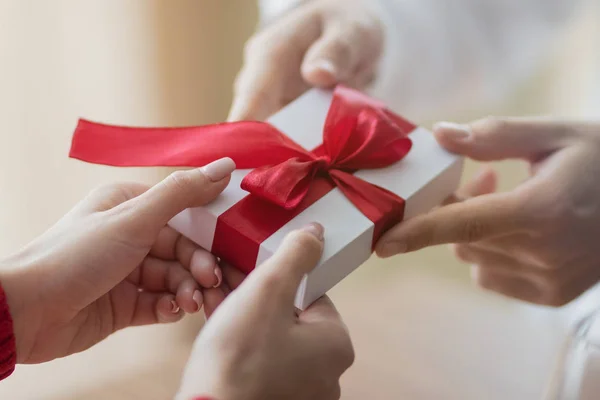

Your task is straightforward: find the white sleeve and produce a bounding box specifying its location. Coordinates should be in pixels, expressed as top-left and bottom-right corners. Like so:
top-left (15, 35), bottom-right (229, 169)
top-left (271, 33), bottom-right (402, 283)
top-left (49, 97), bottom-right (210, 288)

top-left (258, 0), bottom-right (586, 120)
top-left (367, 0), bottom-right (586, 120)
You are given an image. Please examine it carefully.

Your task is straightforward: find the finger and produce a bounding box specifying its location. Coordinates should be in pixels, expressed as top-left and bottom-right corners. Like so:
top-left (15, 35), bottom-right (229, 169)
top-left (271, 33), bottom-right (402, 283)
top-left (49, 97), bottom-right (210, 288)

top-left (228, 10), bottom-right (321, 121)
top-left (295, 297), bottom-right (355, 372)
top-left (453, 234), bottom-right (543, 268)
top-left (116, 158), bottom-right (235, 236)
top-left (441, 167), bottom-right (497, 206)
top-left (222, 263), bottom-right (247, 291)
top-left (128, 257), bottom-right (202, 313)
top-left (452, 244), bottom-right (535, 279)
top-left (203, 287), bottom-right (227, 319)
top-left (149, 226), bottom-right (181, 260)
top-left (242, 223), bottom-right (325, 309)
top-left (131, 292), bottom-right (184, 326)
top-left (433, 117), bottom-right (578, 162)
top-left (454, 244), bottom-right (545, 303)
top-left (301, 18), bottom-right (382, 88)
top-left (471, 264), bottom-right (542, 304)
top-left (190, 250), bottom-right (221, 289)
top-left (376, 192), bottom-right (527, 256)
top-left (298, 295), bottom-right (344, 325)
top-left (172, 235), bottom-right (221, 288)
top-left (457, 244), bottom-right (600, 307)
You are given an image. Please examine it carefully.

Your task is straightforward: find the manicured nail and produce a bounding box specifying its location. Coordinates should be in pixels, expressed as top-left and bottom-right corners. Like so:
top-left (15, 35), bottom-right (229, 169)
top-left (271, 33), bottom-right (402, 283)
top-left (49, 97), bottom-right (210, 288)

top-left (192, 290), bottom-right (203, 311)
top-left (433, 121), bottom-right (471, 141)
top-left (213, 267), bottom-right (223, 288)
top-left (170, 300), bottom-right (180, 314)
top-left (311, 60), bottom-right (337, 77)
top-left (302, 223), bottom-right (324, 241)
top-left (201, 158), bottom-right (236, 182)
top-left (378, 241), bottom-right (407, 257)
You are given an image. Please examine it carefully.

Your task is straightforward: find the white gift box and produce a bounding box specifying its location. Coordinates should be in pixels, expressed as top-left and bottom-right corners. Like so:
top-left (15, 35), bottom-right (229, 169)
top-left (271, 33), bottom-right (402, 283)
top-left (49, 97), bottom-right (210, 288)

top-left (169, 89), bottom-right (464, 309)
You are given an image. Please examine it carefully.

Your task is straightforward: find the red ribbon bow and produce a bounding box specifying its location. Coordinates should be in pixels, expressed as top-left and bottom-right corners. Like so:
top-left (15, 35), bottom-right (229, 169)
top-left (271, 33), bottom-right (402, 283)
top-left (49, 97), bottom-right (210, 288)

top-left (70, 86), bottom-right (415, 272)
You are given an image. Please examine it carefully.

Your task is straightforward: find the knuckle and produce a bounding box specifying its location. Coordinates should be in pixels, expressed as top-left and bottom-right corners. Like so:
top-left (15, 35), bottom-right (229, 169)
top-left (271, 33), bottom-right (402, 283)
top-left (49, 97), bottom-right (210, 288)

top-left (460, 219), bottom-right (488, 243)
top-left (452, 244), bottom-right (473, 263)
top-left (166, 170), bottom-right (196, 195)
top-left (351, 20), bottom-right (373, 38)
top-left (244, 33), bottom-right (284, 61)
top-left (257, 269), bottom-right (288, 293)
top-left (403, 221), bottom-right (435, 252)
top-left (88, 183), bottom-right (126, 198)
top-left (329, 37), bottom-right (353, 62)
top-left (527, 194), bottom-right (570, 233)
top-left (472, 116), bottom-right (509, 141)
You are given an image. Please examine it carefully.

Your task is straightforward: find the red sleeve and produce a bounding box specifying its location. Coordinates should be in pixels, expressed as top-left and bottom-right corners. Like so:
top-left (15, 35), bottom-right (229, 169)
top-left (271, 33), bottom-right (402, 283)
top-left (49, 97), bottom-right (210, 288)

top-left (0, 282), bottom-right (16, 380)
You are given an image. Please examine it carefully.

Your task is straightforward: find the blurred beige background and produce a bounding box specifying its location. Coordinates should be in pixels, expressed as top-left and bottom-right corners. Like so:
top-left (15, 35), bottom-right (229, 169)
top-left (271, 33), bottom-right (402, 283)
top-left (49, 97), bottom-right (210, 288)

top-left (0, 1), bottom-right (598, 399)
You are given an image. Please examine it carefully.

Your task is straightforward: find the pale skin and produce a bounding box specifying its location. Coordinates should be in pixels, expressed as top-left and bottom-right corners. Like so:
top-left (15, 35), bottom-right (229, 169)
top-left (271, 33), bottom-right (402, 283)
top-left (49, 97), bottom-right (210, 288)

top-left (229, 0), bottom-right (383, 121)
top-left (231, 0), bottom-right (600, 306)
top-left (0, 157), bottom-right (353, 399)
top-left (178, 224), bottom-right (354, 400)
top-left (0, 158), bottom-right (236, 364)
top-left (377, 118), bottom-right (600, 307)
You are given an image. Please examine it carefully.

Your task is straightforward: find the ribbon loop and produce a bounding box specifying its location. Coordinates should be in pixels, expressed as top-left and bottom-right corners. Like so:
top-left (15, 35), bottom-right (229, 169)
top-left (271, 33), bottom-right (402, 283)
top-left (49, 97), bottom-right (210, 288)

top-left (237, 87), bottom-right (414, 212)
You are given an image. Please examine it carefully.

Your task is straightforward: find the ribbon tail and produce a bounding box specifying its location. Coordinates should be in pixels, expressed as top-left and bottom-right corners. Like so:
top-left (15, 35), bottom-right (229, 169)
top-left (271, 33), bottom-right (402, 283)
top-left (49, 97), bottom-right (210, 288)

top-left (70, 119), bottom-right (310, 168)
top-left (330, 170), bottom-right (405, 245)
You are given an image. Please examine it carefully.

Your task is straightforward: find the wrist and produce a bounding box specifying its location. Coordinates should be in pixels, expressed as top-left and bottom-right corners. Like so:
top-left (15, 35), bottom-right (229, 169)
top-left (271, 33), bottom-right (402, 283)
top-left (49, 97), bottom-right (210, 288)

top-left (0, 257), bottom-right (42, 364)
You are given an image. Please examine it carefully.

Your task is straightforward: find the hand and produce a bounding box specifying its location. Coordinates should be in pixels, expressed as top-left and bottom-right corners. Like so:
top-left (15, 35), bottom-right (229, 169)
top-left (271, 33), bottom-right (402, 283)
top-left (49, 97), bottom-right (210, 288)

top-left (376, 118), bottom-right (600, 306)
top-left (177, 224), bottom-right (354, 400)
top-left (0, 158), bottom-right (236, 363)
top-left (228, 0), bottom-right (384, 121)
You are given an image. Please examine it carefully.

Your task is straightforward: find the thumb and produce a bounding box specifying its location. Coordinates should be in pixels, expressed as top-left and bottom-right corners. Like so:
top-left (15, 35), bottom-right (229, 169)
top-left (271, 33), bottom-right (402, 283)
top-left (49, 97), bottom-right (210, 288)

top-left (301, 19), bottom-right (381, 88)
top-left (241, 223), bottom-right (325, 310)
top-left (121, 158), bottom-right (235, 234)
top-left (376, 191), bottom-right (527, 257)
top-left (433, 118), bottom-right (575, 162)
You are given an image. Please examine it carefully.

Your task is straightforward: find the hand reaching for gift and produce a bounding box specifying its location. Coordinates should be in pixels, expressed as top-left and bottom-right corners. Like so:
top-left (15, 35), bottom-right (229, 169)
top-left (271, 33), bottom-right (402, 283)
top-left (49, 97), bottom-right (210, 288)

top-left (177, 224), bottom-right (354, 400)
top-left (228, 0), bottom-right (384, 121)
top-left (0, 158), bottom-right (236, 364)
top-left (377, 118), bottom-right (600, 306)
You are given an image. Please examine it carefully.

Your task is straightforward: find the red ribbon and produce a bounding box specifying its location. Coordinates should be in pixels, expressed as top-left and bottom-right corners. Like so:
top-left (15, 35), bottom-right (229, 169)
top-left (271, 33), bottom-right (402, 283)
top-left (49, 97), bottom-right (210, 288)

top-left (70, 86), bottom-right (415, 273)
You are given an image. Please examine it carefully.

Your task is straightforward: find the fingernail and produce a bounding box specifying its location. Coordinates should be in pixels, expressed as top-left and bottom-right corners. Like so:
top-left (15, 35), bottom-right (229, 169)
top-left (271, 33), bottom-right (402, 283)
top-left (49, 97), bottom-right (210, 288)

top-left (201, 158), bottom-right (236, 182)
top-left (192, 290), bottom-right (203, 312)
top-left (433, 121), bottom-right (471, 141)
top-left (302, 222), bottom-right (324, 241)
top-left (378, 241), bottom-right (407, 257)
top-left (310, 60), bottom-right (337, 77)
top-left (170, 300), bottom-right (180, 314)
top-left (213, 267), bottom-right (222, 288)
